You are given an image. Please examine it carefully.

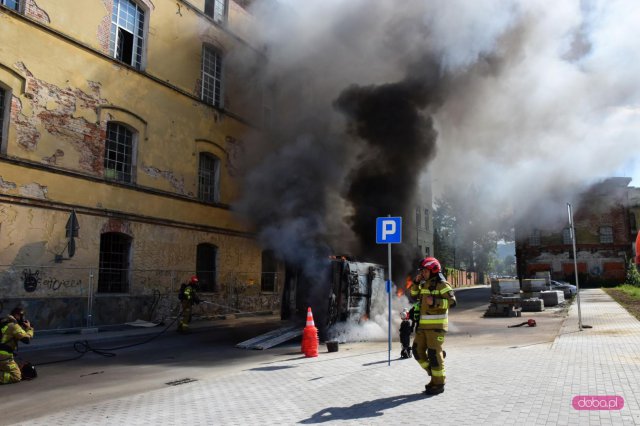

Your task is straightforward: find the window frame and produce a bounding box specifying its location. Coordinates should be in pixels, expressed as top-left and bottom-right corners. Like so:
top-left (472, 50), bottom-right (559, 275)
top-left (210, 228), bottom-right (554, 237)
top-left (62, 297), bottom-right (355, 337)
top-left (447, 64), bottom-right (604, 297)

top-left (529, 229), bottom-right (541, 246)
top-left (260, 250), bottom-right (278, 293)
top-left (104, 121), bottom-right (136, 184)
top-left (204, 0), bottom-right (228, 24)
top-left (415, 207), bottom-right (421, 228)
top-left (562, 227), bottom-right (572, 245)
top-left (201, 44), bottom-right (223, 108)
top-left (599, 226), bottom-right (614, 244)
top-left (109, 0), bottom-right (147, 70)
top-left (0, 84), bottom-right (9, 154)
top-left (198, 152), bottom-right (221, 203)
top-left (0, 0), bottom-right (21, 12)
top-left (98, 232), bottom-right (132, 293)
top-left (424, 208), bottom-right (430, 231)
top-left (196, 243), bottom-right (218, 292)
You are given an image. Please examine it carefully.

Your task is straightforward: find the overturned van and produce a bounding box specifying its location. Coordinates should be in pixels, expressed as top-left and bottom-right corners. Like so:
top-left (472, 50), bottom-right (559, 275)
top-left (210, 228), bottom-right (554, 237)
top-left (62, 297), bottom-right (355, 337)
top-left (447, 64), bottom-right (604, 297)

top-left (280, 257), bottom-right (386, 339)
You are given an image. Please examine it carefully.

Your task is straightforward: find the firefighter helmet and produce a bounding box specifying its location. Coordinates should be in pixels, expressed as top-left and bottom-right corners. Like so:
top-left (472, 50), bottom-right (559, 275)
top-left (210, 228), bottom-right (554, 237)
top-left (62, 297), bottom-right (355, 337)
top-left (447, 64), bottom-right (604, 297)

top-left (400, 309), bottom-right (409, 321)
top-left (419, 257), bottom-right (441, 273)
top-left (190, 275), bottom-right (199, 284)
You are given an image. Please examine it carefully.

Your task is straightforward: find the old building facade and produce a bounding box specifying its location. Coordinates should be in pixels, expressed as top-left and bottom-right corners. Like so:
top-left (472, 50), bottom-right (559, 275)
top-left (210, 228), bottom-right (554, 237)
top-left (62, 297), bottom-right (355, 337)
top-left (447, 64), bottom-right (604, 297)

top-left (515, 178), bottom-right (638, 286)
top-left (0, 0), bottom-right (282, 329)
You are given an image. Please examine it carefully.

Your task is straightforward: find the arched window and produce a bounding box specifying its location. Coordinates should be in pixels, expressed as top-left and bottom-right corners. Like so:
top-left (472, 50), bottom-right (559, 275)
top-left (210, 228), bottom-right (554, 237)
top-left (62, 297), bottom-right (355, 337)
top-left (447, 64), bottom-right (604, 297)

top-left (98, 232), bottom-right (132, 293)
top-left (196, 243), bottom-right (217, 292)
top-left (201, 44), bottom-right (223, 107)
top-left (104, 122), bottom-right (135, 183)
top-left (198, 152), bottom-right (220, 203)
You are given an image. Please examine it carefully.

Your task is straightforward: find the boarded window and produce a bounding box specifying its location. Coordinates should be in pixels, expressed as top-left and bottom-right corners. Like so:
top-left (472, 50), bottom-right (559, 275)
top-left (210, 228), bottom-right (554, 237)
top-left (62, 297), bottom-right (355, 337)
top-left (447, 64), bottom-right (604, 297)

top-left (196, 243), bottom-right (217, 292)
top-left (98, 232), bottom-right (131, 293)
top-left (201, 45), bottom-right (223, 107)
top-left (261, 250), bottom-right (277, 292)
top-left (198, 153), bottom-right (220, 203)
top-left (104, 122), bottom-right (134, 183)
top-left (599, 226), bottom-right (613, 244)
top-left (110, 0), bottom-right (145, 69)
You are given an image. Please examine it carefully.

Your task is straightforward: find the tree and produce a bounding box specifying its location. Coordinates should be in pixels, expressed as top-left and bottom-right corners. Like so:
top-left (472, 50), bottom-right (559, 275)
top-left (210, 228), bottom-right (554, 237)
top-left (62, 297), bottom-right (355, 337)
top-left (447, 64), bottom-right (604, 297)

top-left (626, 260), bottom-right (640, 286)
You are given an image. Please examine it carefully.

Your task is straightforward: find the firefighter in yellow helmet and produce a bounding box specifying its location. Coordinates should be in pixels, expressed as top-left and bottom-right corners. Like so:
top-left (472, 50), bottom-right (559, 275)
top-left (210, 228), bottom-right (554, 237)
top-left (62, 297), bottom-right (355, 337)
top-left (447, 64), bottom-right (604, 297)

top-left (0, 306), bottom-right (35, 384)
top-left (177, 275), bottom-right (201, 333)
top-left (410, 257), bottom-right (456, 395)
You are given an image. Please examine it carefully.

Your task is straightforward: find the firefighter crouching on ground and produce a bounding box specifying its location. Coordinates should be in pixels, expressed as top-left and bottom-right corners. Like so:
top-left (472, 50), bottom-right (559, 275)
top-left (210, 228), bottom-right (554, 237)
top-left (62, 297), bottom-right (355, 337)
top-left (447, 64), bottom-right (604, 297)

top-left (177, 275), bottom-right (201, 333)
top-left (0, 307), bottom-right (35, 384)
top-left (410, 257), bottom-right (456, 395)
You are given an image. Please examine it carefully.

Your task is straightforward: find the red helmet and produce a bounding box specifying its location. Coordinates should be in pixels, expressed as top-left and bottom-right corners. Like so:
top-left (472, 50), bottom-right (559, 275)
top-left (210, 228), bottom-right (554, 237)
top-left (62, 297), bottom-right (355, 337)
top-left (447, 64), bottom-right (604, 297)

top-left (419, 257), bottom-right (441, 273)
top-left (190, 275), bottom-right (199, 284)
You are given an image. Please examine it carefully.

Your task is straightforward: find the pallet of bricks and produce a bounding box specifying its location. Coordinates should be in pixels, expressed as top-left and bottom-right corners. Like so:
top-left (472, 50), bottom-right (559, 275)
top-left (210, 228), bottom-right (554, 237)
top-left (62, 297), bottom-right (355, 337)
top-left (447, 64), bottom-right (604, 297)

top-left (485, 279), bottom-right (522, 317)
top-left (521, 278), bottom-right (545, 312)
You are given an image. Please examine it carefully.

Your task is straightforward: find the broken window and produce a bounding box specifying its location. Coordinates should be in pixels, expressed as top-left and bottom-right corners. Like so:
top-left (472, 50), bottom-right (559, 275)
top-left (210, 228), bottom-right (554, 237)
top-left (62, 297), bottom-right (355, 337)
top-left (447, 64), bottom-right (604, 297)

top-left (562, 227), bottom-right (572, 245)
top-left (104, 122), bottom-right (134, 183)
top-left (261, 250), bottom-right (277, 293)
top-left (198, 152), bottom-right (220, 203)
top-left (110, 0), bottom-right (145, 69)
top-left (599, 226), bottom-right (613, 244)
top-left (1, 0), bottom-right (20, 11)
top-left (196, 243), bottom-right (217, 292)
top-left (201, 45), bottom-right (223, 107)
top-left (204, 0), bottom-right (227, 24)
top-left (98, 232), bottom-right (131, 293)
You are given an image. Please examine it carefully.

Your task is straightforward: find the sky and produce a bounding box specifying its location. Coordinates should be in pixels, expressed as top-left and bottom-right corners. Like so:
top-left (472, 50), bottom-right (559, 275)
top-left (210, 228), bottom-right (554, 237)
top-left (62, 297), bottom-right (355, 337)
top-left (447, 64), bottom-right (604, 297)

top-left (233, 0), bottom-right (640, 275)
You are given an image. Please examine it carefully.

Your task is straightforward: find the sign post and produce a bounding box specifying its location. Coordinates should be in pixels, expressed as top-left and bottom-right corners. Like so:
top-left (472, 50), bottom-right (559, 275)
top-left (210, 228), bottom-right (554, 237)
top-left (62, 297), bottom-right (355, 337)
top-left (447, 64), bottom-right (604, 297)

top-left (376, 216), bottom-right (402, 366)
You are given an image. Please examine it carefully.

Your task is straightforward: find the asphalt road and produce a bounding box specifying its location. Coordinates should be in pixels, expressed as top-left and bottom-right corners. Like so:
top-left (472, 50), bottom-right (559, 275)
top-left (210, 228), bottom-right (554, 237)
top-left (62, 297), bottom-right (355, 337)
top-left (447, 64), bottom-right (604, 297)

top-left (0, 286), bottom-right (570, 424)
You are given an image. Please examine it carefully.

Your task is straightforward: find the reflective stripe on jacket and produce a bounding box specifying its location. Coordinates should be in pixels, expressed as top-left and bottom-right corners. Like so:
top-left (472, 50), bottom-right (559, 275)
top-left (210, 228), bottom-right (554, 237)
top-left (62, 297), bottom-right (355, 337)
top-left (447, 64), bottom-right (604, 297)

top-left (411, 279), bottom-right (454, 331)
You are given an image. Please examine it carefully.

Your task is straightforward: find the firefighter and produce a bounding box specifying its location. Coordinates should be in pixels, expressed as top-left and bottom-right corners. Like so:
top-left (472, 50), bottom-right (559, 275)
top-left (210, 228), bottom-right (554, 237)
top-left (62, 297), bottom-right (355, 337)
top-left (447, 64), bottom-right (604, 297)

top-left (399, 309), bottom-right (412, 359)
top-left (177, 275), bottom-right (201, 333)
top-left (410, 257), bottom-right (456, 395)
top-left (0, 306), bottom-right (35, 384)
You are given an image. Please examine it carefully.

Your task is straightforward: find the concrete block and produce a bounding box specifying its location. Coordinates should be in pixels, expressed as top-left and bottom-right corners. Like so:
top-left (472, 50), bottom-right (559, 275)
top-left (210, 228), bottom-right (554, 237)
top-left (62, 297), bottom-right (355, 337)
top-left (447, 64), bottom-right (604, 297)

top-left (540, 290), bottom-right (564, 307)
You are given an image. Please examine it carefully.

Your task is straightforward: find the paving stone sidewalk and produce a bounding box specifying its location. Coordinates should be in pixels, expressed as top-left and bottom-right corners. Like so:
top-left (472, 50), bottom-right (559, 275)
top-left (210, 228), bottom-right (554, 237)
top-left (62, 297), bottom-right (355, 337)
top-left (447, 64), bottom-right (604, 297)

top-left (14, 288), bottom-right (640, 426)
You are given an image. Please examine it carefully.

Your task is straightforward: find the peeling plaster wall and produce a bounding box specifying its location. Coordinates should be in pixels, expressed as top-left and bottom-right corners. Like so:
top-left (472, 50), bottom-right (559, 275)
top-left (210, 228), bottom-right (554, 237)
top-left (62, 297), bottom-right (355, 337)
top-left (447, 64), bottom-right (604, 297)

top-left (0, 204), bottom-right (278, 329)
top-left (0, 2), bottom-right (269, 329)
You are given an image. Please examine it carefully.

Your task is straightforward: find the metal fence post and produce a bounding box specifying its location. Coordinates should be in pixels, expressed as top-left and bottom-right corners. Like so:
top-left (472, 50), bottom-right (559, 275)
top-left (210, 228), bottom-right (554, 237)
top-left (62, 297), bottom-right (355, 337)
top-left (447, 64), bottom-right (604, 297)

top-left (87, 269), bottom-right (94, 328)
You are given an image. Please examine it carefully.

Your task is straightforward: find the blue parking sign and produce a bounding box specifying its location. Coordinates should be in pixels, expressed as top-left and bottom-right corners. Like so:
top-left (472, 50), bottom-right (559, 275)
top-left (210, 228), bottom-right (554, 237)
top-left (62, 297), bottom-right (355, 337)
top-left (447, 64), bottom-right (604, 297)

top-left (376, 217), bottom-right (402, 244)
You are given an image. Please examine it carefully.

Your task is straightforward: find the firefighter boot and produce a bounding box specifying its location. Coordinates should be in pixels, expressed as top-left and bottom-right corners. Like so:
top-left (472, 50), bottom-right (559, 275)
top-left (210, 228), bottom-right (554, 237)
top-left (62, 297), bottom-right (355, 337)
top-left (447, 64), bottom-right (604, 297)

top-left (425, 384), bottom-right (445, 395)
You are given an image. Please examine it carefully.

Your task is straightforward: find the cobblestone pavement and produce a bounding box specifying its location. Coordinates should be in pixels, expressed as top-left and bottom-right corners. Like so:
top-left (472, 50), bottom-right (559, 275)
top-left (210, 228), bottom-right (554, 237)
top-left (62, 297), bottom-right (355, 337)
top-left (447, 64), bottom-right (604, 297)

top-left (11, 289), bottom-right (640, 426)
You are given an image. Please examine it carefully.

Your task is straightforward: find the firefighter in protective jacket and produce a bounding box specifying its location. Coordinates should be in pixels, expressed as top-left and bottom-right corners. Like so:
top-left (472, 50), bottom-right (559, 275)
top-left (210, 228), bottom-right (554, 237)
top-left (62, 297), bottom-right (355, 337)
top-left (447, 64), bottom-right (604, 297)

top-left (177, 275), bottom-right (201, 333)
top-left (0, 307), bottom-right (34, 384)
top-left (410, 257), bottom-right (456, 395)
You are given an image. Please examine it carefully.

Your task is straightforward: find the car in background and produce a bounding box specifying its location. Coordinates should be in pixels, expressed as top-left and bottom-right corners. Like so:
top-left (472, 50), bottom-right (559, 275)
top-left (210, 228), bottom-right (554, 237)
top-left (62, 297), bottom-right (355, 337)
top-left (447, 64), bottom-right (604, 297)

top-left (548, 280), bottom-right (577, 298)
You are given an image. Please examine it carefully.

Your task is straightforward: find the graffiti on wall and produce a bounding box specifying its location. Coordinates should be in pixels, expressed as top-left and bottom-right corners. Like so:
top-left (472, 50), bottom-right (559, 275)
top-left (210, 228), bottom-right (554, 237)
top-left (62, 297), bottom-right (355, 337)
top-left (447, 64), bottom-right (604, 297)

top-left (21, 269), bottom-right (82, 293)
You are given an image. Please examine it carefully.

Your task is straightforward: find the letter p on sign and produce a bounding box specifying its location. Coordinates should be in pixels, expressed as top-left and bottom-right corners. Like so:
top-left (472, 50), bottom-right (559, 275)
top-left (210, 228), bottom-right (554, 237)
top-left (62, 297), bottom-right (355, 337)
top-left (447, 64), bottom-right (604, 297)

top-left (376, 217), bottom-right (402, 244)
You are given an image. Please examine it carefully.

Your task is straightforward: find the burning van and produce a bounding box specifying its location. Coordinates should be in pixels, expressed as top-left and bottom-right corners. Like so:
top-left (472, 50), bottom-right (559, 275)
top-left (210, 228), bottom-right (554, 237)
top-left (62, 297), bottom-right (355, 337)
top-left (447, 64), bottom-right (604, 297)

top-left (281, 257), bottom-right (386, 339)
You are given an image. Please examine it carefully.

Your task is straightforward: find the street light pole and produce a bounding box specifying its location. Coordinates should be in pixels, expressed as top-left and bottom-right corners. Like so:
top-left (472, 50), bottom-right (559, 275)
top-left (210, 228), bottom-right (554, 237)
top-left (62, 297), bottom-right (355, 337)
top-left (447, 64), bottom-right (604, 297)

top-left (567, 203), bottom-right (584, 331)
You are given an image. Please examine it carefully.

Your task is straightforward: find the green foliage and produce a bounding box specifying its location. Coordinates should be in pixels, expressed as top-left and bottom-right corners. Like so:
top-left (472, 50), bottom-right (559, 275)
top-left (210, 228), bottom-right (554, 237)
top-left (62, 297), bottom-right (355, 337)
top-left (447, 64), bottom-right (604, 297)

top-left (626, 260), bottom-right (640, 287)
top-left (617, 284), bottom-right (640, 298)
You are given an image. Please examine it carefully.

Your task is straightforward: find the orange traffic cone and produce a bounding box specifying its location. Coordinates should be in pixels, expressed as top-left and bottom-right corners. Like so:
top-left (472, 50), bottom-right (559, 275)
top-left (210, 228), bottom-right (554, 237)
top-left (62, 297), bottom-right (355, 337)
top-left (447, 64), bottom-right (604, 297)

top-left (301, 307), bottom-right (319, 358)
